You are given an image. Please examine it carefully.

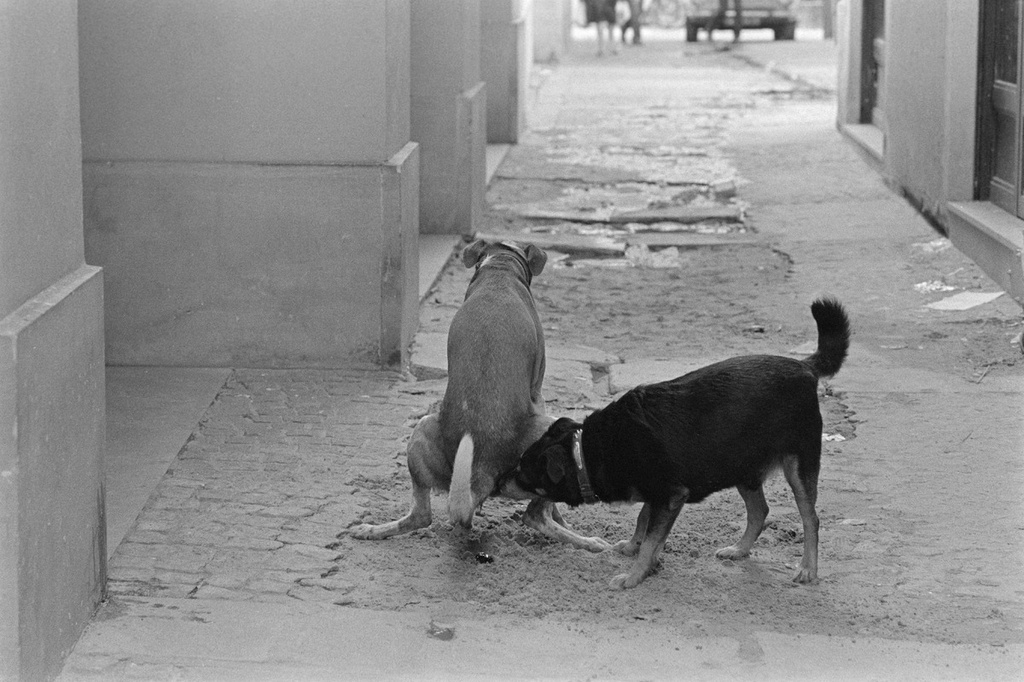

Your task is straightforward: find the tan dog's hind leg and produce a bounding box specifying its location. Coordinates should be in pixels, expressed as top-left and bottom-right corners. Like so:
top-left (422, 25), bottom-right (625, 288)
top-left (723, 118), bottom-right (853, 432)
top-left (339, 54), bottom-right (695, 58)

top-left (522, 499), bottom-right (611, 552)
top-left (715, 483), bottom-right (769, 560)
top-left (549, 503), bottom-right (571, 529)
top-left (349, 414), bottom-right (443, 540)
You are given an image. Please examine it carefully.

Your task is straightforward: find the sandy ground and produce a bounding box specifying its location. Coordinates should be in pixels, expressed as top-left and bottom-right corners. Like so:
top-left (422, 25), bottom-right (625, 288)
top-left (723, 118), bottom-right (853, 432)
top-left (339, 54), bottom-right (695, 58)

top-left (60, 37), bottom-right (1023, 682)
top-left (339, 40), bottom-right (1023, 657)
top-left (341, 239), bottom-right (1021, 651)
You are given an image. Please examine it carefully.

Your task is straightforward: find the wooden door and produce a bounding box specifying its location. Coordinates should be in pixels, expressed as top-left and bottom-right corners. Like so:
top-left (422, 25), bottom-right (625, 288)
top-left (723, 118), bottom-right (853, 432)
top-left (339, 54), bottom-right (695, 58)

top-left (980, 0), bottom-right (1024, 216)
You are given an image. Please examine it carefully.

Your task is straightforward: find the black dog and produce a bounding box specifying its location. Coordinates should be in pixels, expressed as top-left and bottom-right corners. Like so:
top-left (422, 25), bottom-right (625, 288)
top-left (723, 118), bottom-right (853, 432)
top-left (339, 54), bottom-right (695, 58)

top-left (507, 298), bottom-right (851, 588)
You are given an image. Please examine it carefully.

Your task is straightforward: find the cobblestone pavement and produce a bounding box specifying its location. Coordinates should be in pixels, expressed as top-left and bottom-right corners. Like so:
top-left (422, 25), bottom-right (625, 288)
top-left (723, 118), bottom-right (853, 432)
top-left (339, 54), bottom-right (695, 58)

top-left (106, 367), bottom-right (434, 605)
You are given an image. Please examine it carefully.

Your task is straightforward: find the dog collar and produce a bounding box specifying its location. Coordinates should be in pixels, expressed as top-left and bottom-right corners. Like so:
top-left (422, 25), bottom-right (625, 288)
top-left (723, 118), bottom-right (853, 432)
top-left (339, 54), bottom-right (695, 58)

top-left (496, 241), bottom-right (528, 261)
top-left (571, 429), bottom-right (599, 504)
top-left (483, 241), bottom-right (533, 286)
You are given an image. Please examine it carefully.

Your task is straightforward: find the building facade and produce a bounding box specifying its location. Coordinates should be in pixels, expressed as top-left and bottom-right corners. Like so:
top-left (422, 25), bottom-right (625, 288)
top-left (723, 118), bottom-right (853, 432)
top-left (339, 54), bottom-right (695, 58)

top-left (1, 0), bottom-right (545, 677)
top-left (837, 0), bottom-right (1024, 306)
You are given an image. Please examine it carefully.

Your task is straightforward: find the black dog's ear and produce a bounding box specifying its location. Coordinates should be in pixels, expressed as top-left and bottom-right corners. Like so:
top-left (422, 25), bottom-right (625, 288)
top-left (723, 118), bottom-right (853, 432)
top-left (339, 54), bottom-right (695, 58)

top-left (544, 446), bottom-right (567, 484)
top-left (524, 244), bottom-right (547, 276)
top-left (551, 416), bottom-right (581, 437)
top-left (462, 240), bottom-right (488, 268)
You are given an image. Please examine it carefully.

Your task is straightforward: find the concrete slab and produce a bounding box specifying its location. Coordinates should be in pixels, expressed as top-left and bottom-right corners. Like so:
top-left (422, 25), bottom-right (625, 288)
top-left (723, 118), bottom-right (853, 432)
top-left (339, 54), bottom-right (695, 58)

top-left (411, 337), bottom-right (623, 382)
top-left (478, 231), bottom-right (761, 259)
top-left (611, 205), bottom-right (742, 225)
top-left (544, 357), bottom-right (607, 411)
top-left (59, 596), bottom-right (1024, 681)
top-left (733, 39), bottom-right (840, 93)
top-left (104, 366), bottom-right (229, 558)
top-left (515, 204), bottom-right (743, 225)
top-left (546, 342), bottom-right (620, 367)
top-left (838, 387), bottom-right (1024, 600)
top-left (926, 291), bottom-right (1005, 311)
top-left (625, 232), bottom-right (763, 249)
top-left (834, 344), bottom-right (1022, 395)
top-left (607, 358), bottom-right (722, 394)
top-left (477, 231), bottom-right (627, 257)
top-left (752, 198), bottom-right (936, 242)
top-left (607, 345), bottom-right (1023, 398)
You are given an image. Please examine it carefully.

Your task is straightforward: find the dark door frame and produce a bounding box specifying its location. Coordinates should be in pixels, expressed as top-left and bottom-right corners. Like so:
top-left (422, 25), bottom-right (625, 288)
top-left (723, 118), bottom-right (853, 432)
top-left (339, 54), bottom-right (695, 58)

top-left (860, 0), bottom-right (885, 127)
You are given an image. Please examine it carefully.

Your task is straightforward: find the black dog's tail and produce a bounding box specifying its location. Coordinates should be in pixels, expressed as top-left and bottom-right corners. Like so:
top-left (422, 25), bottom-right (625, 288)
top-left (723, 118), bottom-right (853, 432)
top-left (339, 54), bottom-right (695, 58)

top-left (804, 297), bottom-right (851, 379)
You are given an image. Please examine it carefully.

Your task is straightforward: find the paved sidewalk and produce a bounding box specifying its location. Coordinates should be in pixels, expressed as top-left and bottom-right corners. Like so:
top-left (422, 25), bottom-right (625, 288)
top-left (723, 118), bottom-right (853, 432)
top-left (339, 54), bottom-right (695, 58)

top-left (732, 31), bottom-right (839, 92)
top-left (56, 596), bottom-right (1022, 681)
top-left (60, 34), bottom-right (1023, 682)
top-left (99, 368), bottom-right (429, 605)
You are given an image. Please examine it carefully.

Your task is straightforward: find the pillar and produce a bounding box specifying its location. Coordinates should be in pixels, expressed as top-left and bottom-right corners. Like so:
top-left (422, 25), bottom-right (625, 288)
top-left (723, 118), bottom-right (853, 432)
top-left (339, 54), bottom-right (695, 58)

top-left (0, 1), bottom-right (106, 678)
top-left (482, 0), bottom-right (534, 143)
top-left (79, 0), bottom-right (419, 368)
top-left (411, 0), bottom-right (487, 235)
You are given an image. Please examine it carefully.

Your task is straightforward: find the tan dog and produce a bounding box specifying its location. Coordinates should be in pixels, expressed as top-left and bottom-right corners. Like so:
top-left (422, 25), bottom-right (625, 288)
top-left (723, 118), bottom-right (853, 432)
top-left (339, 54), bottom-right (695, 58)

top-left (350, 239), bottom-right (609, 551)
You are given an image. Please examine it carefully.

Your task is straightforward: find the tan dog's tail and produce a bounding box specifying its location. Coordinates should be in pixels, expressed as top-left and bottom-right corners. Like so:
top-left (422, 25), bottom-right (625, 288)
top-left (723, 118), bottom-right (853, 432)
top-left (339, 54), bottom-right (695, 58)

top-left (448, 434), bottom-right (476, 528)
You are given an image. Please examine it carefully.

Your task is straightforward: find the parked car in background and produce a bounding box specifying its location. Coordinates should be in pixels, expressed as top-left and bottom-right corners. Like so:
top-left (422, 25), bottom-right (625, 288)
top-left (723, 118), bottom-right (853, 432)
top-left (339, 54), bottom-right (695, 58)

top-left (682, 0), bottom-right (798, 41)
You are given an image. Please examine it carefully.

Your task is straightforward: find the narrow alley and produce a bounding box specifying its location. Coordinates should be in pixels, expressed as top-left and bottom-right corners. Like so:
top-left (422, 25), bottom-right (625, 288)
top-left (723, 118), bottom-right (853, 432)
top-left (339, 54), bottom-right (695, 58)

top-left (59, 33), bottom-right (1023, 681)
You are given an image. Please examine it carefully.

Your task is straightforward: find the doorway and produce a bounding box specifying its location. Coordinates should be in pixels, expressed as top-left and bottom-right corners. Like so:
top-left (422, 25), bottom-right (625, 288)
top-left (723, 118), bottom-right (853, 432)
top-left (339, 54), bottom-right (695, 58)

top-left (860, 0), bottom-right (886, 131)
top-left (978, 0), bottom-right (1024, 217)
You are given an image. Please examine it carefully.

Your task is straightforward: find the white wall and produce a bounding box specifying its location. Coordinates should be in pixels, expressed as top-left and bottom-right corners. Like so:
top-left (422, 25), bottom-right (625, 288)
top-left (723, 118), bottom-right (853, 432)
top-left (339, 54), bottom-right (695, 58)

top-left (79, 0), bottom-right (410, 165)
top-left (79, 0), bottom-right (420, 367)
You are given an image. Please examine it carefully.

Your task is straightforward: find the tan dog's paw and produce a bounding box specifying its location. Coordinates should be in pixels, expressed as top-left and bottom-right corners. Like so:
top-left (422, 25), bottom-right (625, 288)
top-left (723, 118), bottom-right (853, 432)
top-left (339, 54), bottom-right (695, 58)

top-left (608, 571), bottom-right (645, 590)
top-left (791, 567), bottom-right (818, 584)
top-left (610, 539), bottom-right (640, 557)
top-left (714, 544), bottom-right (751, 560)
top-left (582, 536), bottom-right (613, 552)
top-left (348, 523), bottom-right (391, 540)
